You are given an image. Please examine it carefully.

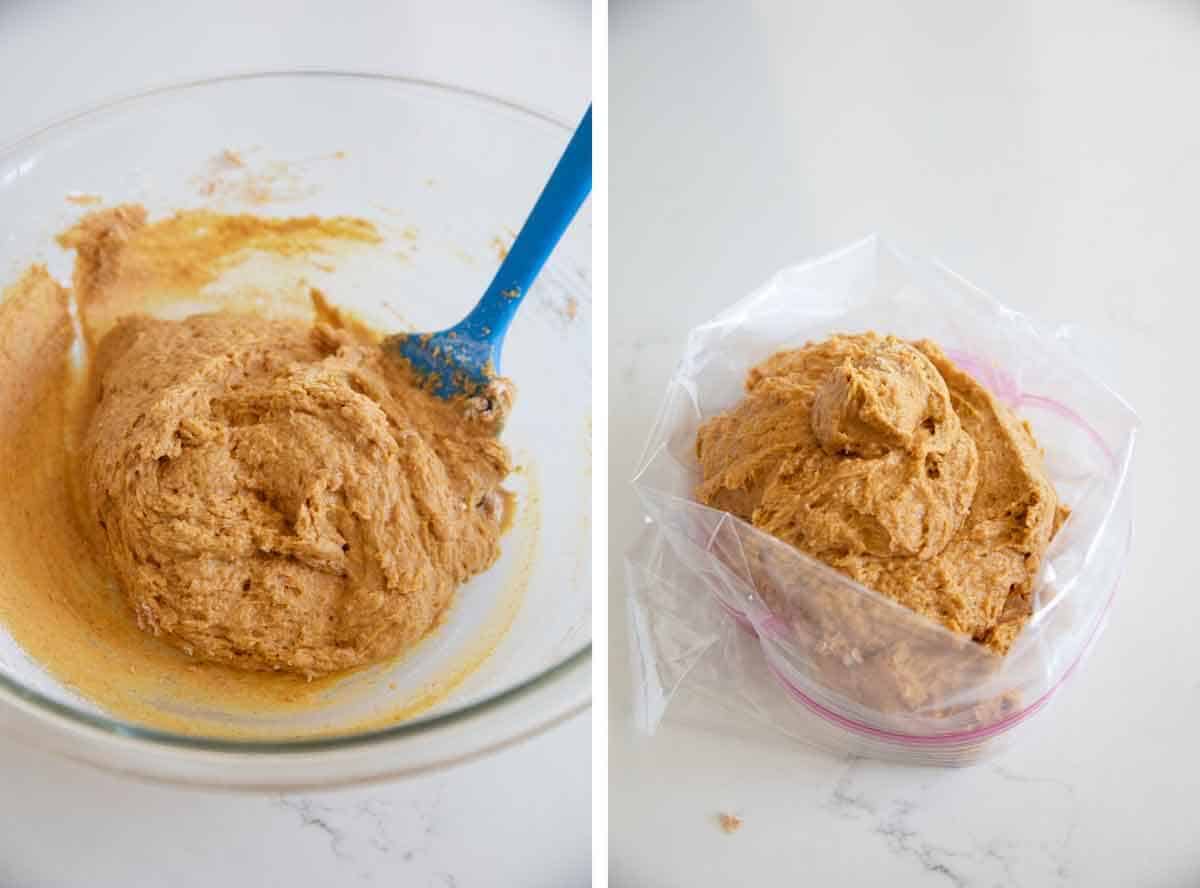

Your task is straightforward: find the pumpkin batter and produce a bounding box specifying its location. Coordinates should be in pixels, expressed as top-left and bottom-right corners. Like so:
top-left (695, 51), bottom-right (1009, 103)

top-left (83, 312), bottom-right (513, 676)
top-left (0, 204), bottom-right (535, 737)
top-left (696, 333), bottom-right (1067, 655)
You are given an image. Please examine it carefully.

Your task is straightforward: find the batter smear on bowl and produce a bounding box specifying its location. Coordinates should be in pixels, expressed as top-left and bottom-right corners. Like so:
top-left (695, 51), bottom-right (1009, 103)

top-left (696, 333), bottom-right (1068, 654)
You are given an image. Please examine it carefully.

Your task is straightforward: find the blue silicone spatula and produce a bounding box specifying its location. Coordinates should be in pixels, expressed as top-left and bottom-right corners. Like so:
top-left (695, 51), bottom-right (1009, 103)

top-left (389, 105), bottom-right (592, 397)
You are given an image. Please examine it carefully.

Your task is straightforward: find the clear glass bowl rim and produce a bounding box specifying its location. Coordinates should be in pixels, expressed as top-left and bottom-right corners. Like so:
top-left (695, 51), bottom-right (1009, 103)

top-left (0, 68), bottom-right (591, 756)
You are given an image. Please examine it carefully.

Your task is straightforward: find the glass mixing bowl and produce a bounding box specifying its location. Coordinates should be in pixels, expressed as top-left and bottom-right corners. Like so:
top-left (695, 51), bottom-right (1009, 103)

top-left (0, 72), bottom-right (591, 788)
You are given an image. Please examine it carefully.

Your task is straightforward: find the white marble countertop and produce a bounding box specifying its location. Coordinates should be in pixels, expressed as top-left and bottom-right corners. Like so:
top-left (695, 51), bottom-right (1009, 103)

top-left (0, 716), bottom-right (589, 888)
top-left (610, 2), bottom-right (1200, 886)
top-left (0, 2), bottom-right (590, 886)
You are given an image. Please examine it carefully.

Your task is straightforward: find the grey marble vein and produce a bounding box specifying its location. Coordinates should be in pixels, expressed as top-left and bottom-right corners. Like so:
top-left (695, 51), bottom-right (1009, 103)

top-left (990, 764), bottom-right (1079, 883)
top-left (872, 798), bottom-right (973, 888)
top-left (822, 758), bottom-right (1081, 887)
top-left (824, 757), bottom-right (879, 820)
top-left (274, 787), bottom-right (444, 876)
top-left (277, 797), bottom-right (351, 861)
top-left (399, 787), bottom-right (444, 863)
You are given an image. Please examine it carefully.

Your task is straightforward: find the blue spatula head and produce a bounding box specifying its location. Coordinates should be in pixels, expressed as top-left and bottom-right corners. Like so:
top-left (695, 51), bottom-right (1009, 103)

top-left (387, 324), bottom-right (501, 398)
top-left (386, 106), bottom-right (590, 401)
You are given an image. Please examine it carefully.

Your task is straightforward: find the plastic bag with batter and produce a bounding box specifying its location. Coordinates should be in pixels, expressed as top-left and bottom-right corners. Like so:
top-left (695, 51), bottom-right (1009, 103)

top-left (625, 236), bottom-right (1138, 765)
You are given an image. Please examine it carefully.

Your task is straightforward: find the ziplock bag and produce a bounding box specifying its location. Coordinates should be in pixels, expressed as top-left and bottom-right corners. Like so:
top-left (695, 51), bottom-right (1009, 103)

top-left (626, 237), bottom-right (1138, 765)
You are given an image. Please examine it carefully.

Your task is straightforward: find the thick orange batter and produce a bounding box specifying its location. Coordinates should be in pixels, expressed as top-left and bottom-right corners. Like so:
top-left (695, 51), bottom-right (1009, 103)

top-left (0, 206), bottom-right (532, 737)
top-left (697, 333), bottom-right (1068, 654)
top-left (83, 312), bottom-right (513, 677)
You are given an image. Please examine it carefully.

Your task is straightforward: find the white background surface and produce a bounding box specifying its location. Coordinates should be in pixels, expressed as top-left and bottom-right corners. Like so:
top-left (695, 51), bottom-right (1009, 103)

top-left (0, 2), bottom-right (591, 886)
top-left (610, 2), bottom-right (1200, 886)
